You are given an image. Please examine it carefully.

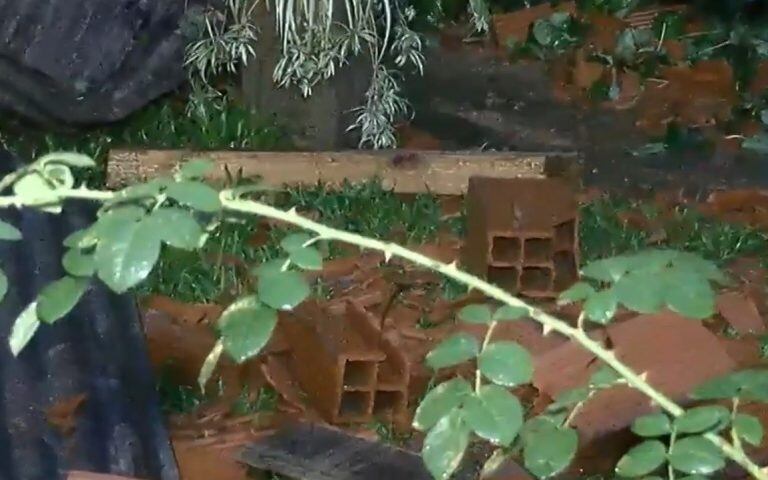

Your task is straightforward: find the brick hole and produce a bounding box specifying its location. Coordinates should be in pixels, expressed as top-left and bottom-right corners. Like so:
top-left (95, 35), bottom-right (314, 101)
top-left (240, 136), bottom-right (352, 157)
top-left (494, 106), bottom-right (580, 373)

top-left (553, 251), bottom-right (578, 291)
top-left (520, 267), bottom-right (553, 292)
top-left (343, 361), bottom-right (376, 390)
top-left (554, 220), bottom-right (576, 251)
top-left (488, 267), bottom-right (520, 291)
top-left (491, 237), bottom-right (522, 264)
top-left (338, 391), bottom-right (371, 419)
top-left (373, 391), bottom-right (403, 417)
top-left (523, 237), bottom-right (553, 264)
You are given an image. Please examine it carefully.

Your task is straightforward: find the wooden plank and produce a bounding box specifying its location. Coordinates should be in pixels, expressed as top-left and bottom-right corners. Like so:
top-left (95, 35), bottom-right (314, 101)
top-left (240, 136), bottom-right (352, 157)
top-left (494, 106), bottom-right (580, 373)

top-left (107, 149), bottom-right (581, 195)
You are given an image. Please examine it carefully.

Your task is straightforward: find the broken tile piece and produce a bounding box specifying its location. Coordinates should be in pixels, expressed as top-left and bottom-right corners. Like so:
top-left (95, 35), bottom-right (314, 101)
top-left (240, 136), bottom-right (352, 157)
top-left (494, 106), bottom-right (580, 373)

top-left (717, 291), bottom-right (766, 335)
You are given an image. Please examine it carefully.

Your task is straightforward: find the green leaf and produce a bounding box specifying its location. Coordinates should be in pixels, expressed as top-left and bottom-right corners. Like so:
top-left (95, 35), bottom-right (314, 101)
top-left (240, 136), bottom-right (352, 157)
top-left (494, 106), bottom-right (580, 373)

top-left (479, 341), bottom-right (533, 387)
top-left (62, 249), bottom-right (96, 277)
top-left (146, 208), bottom-right (203, 250)
top-left (664, 270), bottom-right (715, 319)
top-left (422, 409), bottom-right (471, 480)
top-left (613, 269), bottom-right (665, 314)
top-left (13, 172), bottom-right (60, 213)
top-left (668, 436), bottom-right (724, 475)
top-left (581, 256), bottom-right (633, 282)
top-left (95, 216), bottom-right (161, 293)
top-left (558, 282), bottom-right (596, 304)
top-left (742, 133), bottom-right (768, 153)
top-left (672, 252), bottom-right (726, 284)
top-left (198, 340), bottom-right (224, 392)
top-left (632, 413), bottom-right (672, 437)
top-left (674, 406), bottom-right (730, 434)
top-left (589, 365), bottom-right (622, 388)
top-left (0, 220), bottom-right (21, 241)
top-left (289, 246), bottom-right (323, 271)
top-left (463, 385), bottom-right (524, 446)
top-left (257, 270), bottom-right (310, 311)
top-left (179, 158), bottom-right (215, 179)
top-left (493, 305), bottom-right (528, 321)
top-left (426, 333), bottom-right (480, 370)
top-left (218, 296), bottom-right (278, 363)
top-left (523, 422), bottom-right (578, 479)
top-left (583, 289), bottom-right (618, 324)
top-left (280, 233), bottom-right (312, 252)
top-left (251, 258), bottom-right (289, 277)
top-left (166, 181), bottom-right (221, 212)
top-left (63, 228), bottom-right (95, 249)
top-left (481, 450), bottom-right (510, 478)
top-left (36, 277), bottom-right (89, 324)
top-left (37, 152), bottom-right (96, 168)
top-left (692, 370), bottom-right (768, 402)
top-left (615, 440), bottom-right (667, 477)
top-left (0, 269), bottom-right (7, 303)
top-left (733, 413), bottom-right (764, 446)
top-left (9, 302), bottom-right (41, 356)
top-left (458, 304), bottom-right (493, 324)
top-left (413, 378), bottom-right (473, 431)
top-left (548, 387), bottom-right (590, 411)
top-left (43, 164), bottom-right (74, 189)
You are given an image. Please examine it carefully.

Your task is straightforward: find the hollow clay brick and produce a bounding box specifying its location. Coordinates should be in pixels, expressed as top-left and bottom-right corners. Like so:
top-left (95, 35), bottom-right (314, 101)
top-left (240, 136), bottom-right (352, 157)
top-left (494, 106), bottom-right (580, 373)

top-left (279, 300), bottom-right (410, 425)
top-left (464, 176), bottom-right (579, 298)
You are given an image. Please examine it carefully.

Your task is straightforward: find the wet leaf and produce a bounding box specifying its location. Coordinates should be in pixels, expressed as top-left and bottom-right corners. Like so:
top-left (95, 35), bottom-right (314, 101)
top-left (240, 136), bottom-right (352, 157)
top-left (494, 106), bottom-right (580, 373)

top-left (668, 436), bottom-right (724, 475)
top-left (9, 302), bottom-right (40, 356)
top-left (614, 269), bottom-right (665, 313)
top-left (198, 340), bottom-right (224, 392)
top-left (179, 158), bottom-right (215, 179)
top-left (218, 296), bottom-right (278, 363)
top-left (289, 246), bottom-right (323, 270)
top-left (493, 305), bottom-right (528, 321)
top-left (95, 216), bottom-right (161, 293)
top-left (63, 228), bottom-right (95, 249)
top-left (523, 422), bottom-right (578, 479)
top-left (458, 304), bottom-right (493, 324)
top-left (0, 220), bottom-right (21, 241)
top-left (733, 413), bottom-right (763, 446)
top-left (581, 256), bottom-right (633, 282)
top-left (147, 208), bottom-right (203, 250)
top-left (37, 277), bottom-right (89, 324)
top-left (413, 378), bottom-right (473, 431)
top-left (251, 257), bottom-right (289, 277)
top-left (463, 385), bottom-right (524, 446)
top-left (672, 252), bottom-right (727, 284)
top-left (615, 440), bottom-right (667, 477)
top-left (674, 406), bottom-right (730, 434)
top-left (166, 181), bottom-right (221, 212)
top-left (43, 164), bottom-right (74, 189)
top-left (632, 413), bottom-right (672, 437)
top-left (479, 341), bottom-right (533, 387)
top-left (558, 282), bottom-right (596, 304)
top-left (257, 270), bottom-right (310, 311)
top-left (426, 333), bottom-right (480, 370)
top-left (38, 152), bottom-right (96, 168)
top-left (62, 249), bottom-right (96, 277)
top-left (583, 289), bottom-right (618, 324)
top-left (422, 409), bottom-right (470, 480)
top-left (549, 387), bottom-right (590, 411)
top-left (280, 233), bottom-right (312, 252)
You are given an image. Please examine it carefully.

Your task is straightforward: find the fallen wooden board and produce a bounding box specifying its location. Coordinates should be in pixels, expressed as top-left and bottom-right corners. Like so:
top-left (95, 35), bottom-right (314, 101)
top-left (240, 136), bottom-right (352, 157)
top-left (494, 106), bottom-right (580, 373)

top-left (107, 149), bottom-right (581, 195)
top-left (240, 422), bottom-right (432, 480)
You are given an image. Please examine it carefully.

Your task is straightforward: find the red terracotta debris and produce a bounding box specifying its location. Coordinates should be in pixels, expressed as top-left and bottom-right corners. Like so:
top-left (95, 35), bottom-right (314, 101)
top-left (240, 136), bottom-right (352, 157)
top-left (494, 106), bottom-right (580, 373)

top-left (569, 312), bottom-right (736, 440)
top-left (481, 457), bottom-right (536, 480)
top-left (143, 295), bottom-right (223, 326)
top-left (46, 393), bottom-right (87, 436)
top-left (173, 440), bottom-right (250, 480)
top-left (585, 13), bottom-right (626, 52)
top-left (532, 331), bottom-right (606, 398)
top-left (719, 337), bottom-right (765, 370)
top-left (261, 354), bottom-right (307, 413)
top-left (573, 50), bottom-right (605, 90)
top-left (716, 291), bottom-right (766, 335)
top-left (464, 177), bottom-right (580, 298)
top-left (699, 189), bottom-right (768, 230)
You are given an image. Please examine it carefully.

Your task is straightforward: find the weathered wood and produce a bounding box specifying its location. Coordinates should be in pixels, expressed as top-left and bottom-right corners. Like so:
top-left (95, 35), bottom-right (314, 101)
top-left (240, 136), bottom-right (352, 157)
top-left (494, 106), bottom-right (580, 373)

top-left (106, 149), bottom-right (581, 195)
top-left (239, 422), bottom-right (432, 480)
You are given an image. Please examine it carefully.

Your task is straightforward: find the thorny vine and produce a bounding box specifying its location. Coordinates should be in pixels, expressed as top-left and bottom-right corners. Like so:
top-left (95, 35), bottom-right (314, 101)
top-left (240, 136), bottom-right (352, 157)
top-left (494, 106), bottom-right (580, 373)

top-left (1, 153), bottom-right (767, 480)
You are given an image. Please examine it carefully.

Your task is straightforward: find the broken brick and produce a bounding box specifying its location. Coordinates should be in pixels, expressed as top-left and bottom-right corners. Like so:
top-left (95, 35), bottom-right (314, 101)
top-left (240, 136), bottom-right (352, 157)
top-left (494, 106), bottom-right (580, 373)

top-left (717, 291), bottom-right (766, 335)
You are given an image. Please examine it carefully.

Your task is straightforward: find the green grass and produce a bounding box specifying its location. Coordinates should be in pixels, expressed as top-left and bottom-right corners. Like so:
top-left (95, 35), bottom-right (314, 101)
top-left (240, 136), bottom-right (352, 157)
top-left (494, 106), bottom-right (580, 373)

top-left (0, 92), bottom-right (286, 187)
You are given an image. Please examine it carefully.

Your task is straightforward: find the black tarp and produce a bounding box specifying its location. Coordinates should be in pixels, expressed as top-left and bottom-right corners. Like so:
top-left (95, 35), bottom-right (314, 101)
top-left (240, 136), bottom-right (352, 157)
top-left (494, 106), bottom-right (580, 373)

top-left (0, 151), bottom-right (179, 480)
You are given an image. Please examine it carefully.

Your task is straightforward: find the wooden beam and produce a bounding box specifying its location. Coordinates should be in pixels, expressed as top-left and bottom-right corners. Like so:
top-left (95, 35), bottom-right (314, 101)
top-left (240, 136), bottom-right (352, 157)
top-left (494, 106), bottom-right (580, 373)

top-left (107, 149), bottom-right (581, 195)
